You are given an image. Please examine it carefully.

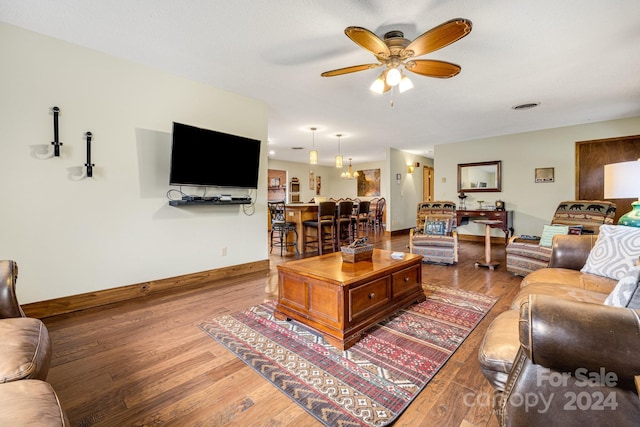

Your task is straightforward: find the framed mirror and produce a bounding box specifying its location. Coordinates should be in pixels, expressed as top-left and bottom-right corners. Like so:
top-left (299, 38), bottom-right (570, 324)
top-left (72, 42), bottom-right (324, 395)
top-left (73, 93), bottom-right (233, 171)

top-left (457, 161), bottom-right (502, 192)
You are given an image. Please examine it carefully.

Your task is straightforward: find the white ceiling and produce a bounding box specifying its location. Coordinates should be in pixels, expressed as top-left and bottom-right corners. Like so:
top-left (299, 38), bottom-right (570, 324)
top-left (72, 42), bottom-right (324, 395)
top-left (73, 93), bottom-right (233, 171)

top-left (2, 0), bottom-right (640, 165)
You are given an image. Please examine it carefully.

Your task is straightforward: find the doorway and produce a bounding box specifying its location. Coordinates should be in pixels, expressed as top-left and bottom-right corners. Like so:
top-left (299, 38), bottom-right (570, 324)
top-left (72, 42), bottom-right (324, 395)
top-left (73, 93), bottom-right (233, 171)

top-left (422, 165), bottom-right (434, 202)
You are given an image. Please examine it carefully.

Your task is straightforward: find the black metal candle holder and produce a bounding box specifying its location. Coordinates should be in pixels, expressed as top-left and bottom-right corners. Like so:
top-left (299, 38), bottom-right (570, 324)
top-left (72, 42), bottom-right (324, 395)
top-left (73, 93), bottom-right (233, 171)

top-left (85, 131), bottom-right (94, 177)
top-left (51, 106), bottom-right (62, 156)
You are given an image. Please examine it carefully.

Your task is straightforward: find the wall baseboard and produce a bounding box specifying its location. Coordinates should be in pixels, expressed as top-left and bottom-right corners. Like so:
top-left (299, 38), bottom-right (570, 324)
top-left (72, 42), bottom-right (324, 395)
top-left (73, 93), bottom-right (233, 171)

top-left (22, 260), bottom-right (270, 319)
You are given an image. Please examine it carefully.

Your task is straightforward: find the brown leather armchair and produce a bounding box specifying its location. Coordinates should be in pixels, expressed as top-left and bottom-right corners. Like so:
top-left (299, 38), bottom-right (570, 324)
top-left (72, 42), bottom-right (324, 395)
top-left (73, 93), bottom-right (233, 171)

top-left (496, 294), bottom-right (640, 426)
top-left (480, 235), bottom-right (640, 426)
top-left (0, 260), bottom-right (69, 426)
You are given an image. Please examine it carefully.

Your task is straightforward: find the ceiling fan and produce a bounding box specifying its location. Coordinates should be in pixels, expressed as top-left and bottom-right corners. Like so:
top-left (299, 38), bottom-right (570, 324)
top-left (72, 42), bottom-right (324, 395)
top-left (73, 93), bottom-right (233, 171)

top-left (321, 18), bottom-right (472, 94)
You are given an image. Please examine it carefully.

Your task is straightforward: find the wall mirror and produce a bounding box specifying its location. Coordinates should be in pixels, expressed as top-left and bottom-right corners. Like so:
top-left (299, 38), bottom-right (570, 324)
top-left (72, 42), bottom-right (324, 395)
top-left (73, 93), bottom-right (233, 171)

top-left (457, 161), bottom-right (502, 192)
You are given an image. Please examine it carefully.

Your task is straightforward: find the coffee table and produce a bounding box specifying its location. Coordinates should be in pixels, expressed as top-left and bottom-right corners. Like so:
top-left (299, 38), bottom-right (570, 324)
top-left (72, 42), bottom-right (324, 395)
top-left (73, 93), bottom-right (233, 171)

top-left (275, 249), bottom-right (425, 350)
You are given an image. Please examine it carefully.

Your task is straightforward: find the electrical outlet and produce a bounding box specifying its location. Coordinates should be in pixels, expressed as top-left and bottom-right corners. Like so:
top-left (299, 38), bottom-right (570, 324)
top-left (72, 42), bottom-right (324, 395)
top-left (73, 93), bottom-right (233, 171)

top-left (221, 247), bottom-right (227, 256)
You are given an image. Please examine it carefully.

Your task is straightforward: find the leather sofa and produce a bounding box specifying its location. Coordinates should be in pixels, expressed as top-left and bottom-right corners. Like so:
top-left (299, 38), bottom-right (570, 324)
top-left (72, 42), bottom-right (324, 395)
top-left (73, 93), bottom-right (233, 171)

top-left (478, 234), bottom-right (640, 426)
top-left (0, 260), bottom-right (70, 426)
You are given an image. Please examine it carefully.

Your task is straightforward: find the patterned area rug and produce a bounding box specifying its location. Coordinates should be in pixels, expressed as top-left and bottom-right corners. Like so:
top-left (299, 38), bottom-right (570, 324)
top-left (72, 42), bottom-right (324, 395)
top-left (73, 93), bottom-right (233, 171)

top-left (199, 285), bottom-right (497, 426)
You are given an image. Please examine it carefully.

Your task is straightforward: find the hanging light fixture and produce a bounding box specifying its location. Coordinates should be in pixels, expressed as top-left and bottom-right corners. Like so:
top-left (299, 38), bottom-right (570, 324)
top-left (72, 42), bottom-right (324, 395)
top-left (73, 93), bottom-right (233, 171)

top-left (309, 127), bottom-right (318, 164)
top-left (335, 134), bottom-right (343, 168)
top-left (341, 158), bottom-right (359, 180)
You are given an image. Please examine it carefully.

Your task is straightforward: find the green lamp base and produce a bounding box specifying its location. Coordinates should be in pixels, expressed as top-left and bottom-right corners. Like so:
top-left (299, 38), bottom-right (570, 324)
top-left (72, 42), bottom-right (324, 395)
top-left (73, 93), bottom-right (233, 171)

top-left (618, 201), bottom-right (640, 228)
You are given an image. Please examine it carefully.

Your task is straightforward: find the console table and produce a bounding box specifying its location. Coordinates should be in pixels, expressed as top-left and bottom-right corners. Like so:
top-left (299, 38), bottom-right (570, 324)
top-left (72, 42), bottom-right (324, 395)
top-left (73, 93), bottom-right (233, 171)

top-left (275, 249), bottom-right (425, 350)
top-left (456, 210), bottom-right (513, 245)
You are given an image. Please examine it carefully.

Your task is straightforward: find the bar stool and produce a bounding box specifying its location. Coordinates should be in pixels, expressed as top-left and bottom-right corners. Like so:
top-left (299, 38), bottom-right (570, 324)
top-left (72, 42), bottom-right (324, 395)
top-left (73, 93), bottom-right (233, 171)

top-left (351, 200), bottom-right (370, 239)
top-left (335, 200), bottom-right (354, 247)
top-left (303, 201), bottom-right (336, 255)
top-left (268, 201), bottom-right (298, 256)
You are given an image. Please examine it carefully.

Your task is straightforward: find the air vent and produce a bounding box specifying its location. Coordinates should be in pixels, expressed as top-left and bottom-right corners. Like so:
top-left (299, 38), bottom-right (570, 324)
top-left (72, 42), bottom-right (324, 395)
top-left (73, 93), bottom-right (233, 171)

top-left (512, 102), bottom-right (540, 110)
top-left (291, 147), bottom-right (305, 150)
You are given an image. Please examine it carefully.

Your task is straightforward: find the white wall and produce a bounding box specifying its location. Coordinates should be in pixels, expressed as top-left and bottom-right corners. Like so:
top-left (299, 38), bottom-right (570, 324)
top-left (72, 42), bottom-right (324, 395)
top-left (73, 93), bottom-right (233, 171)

top-left (435, 116), bottom-right (640, 238)
top-left (0, 23), bottom-right (269, 304)
top-left (388, 148), bottom-right (433, 231)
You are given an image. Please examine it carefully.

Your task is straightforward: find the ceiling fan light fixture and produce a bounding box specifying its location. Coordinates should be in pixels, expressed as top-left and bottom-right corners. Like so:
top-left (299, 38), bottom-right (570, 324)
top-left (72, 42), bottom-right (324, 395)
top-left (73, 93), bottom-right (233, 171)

top-left (398, 75), bottom-right (414, 93)
top-left (370, 75), bottom-right (385, 94)
top-left (385, 67), bottom-right (402, 86)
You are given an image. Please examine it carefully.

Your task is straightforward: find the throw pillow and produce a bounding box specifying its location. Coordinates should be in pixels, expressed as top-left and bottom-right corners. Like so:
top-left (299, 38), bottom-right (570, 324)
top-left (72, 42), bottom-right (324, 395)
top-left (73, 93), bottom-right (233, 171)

top-left (425, 220), bottom-right (447, 235)
top-left (581, 225), bottom-right (640, 280)
top-left (539, 225), bottom-right (569, 247)
top-left (604, 265), bottom-right (640, 308)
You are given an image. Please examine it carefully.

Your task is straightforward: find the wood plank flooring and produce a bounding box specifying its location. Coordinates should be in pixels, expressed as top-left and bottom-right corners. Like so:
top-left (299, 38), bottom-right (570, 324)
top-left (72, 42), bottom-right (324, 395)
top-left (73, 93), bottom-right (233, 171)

top-left (42, 232), bottom-right (522, 426)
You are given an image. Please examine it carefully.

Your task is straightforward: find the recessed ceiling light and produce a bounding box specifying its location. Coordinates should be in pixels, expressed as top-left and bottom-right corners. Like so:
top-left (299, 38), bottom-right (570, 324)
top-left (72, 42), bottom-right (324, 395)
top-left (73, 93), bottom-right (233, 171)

top-left (512, 102), bottom-right (541, 110)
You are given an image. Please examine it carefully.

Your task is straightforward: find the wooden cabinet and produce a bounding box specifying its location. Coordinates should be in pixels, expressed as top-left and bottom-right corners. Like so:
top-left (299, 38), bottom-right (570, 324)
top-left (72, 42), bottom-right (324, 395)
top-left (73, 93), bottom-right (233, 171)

top-left (275, 250), bottom-right (425, 350)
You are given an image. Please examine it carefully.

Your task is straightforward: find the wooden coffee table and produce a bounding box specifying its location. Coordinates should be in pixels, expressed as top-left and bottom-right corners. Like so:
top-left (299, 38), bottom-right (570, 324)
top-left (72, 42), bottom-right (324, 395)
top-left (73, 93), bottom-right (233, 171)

top-left (275, 249), bottom-right (425, 350)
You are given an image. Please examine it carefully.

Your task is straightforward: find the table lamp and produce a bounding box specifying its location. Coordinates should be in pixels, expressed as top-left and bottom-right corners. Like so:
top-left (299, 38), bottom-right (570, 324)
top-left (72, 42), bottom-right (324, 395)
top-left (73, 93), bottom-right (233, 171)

top-left (604, 159), bottom-right (640, 227)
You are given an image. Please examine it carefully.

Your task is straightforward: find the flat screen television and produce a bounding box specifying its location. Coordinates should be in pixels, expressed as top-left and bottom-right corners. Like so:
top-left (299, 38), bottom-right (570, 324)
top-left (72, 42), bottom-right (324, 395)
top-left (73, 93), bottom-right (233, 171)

top-left (169, 122), bottom-right (261, 188)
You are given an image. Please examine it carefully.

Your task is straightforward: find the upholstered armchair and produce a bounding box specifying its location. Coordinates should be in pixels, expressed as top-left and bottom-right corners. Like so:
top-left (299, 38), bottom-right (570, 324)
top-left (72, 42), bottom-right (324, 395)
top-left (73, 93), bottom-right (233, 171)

top-left (409, 201), bottom-right (458, 265)
top-left (506, 200), bottom-right (616, 276)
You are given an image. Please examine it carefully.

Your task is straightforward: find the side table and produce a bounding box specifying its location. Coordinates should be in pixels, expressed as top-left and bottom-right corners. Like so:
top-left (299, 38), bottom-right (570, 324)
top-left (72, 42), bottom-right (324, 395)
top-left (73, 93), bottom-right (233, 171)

top-left (474, 219), bottom-right (502, 270)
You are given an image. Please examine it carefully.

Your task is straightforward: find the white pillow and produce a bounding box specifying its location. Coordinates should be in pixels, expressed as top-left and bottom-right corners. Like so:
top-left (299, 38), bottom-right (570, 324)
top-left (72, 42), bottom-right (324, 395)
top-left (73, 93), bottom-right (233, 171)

top-left (581, 225), bottom-right (640, 280)
top-left (538, 225), bottom-right (569, 247)
top-left (604, 265), bottom-right (640, 308)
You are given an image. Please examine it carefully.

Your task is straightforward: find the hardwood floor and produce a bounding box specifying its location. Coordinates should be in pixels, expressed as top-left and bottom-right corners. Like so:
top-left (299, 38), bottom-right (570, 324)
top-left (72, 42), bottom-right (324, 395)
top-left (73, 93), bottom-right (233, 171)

top-left (42, 232), bottom-right (522, 426)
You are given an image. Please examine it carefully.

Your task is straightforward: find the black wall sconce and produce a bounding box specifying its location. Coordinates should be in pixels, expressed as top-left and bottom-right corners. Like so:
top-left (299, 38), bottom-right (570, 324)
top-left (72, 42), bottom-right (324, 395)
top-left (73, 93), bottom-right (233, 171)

top-left (85, 131), bottom-right (95, 177)
top-left (51, 106), bottom-right (63, 156)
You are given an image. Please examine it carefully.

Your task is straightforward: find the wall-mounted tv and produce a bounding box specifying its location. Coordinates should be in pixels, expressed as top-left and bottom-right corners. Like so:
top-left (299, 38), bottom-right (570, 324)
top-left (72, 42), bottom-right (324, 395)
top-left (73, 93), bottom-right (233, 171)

top-left (169, 122), bottom-right (261, 188)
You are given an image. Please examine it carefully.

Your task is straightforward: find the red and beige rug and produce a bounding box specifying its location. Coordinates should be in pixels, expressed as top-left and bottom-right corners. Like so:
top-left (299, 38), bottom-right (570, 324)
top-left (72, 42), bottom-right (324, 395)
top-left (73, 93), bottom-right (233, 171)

top-left (199, 284), bottom-right (497, 426)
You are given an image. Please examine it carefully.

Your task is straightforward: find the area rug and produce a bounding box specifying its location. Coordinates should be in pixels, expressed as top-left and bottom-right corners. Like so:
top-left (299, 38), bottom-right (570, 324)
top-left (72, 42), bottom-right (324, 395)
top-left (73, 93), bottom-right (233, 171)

top-left (199, 284), bottom-right (497, 426)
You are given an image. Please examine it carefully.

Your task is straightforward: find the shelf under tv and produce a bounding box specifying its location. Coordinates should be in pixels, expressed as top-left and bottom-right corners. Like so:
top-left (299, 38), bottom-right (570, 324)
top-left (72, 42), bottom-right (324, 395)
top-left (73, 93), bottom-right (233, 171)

top-left (169, 199), bottom-right (251, 207)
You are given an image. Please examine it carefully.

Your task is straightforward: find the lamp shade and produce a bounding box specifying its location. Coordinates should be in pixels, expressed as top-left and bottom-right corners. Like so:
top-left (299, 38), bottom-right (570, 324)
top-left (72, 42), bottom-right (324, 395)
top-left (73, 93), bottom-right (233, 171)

top-left (604, 159), bottom-right (640, 227)
top-left (309, 149), bottom-right (318, 164)
top-left (604, 160), bottom-right (640, 199)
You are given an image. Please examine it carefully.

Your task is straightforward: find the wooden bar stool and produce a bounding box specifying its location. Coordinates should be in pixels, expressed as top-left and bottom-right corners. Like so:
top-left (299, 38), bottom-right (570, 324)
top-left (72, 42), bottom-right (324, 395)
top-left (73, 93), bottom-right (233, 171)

top-left (351, 200), bottom-right (370, 239)
top-left (303, 201), bottom-right (336, 255)
top-left (335, 200), bottom-right (354, 247)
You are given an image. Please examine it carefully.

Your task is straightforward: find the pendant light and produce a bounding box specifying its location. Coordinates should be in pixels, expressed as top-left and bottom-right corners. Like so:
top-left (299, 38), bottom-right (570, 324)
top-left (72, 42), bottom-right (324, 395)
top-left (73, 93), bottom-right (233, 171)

top-left (309, 127), bottom-right (318, 164)
top-left (335, 134), bottom-right (343, 168)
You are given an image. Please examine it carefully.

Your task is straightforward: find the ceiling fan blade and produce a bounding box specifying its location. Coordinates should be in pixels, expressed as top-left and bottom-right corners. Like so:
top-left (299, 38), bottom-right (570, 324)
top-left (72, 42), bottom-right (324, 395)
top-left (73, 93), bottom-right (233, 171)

top-left (404, 18), bottom-right (472, 58)
top-left (321, 63), bottom-right (381, 77)
top-left (345, 26), bottom-right (391, 58)
top-left (404, 59), bottom-right (462, 78)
